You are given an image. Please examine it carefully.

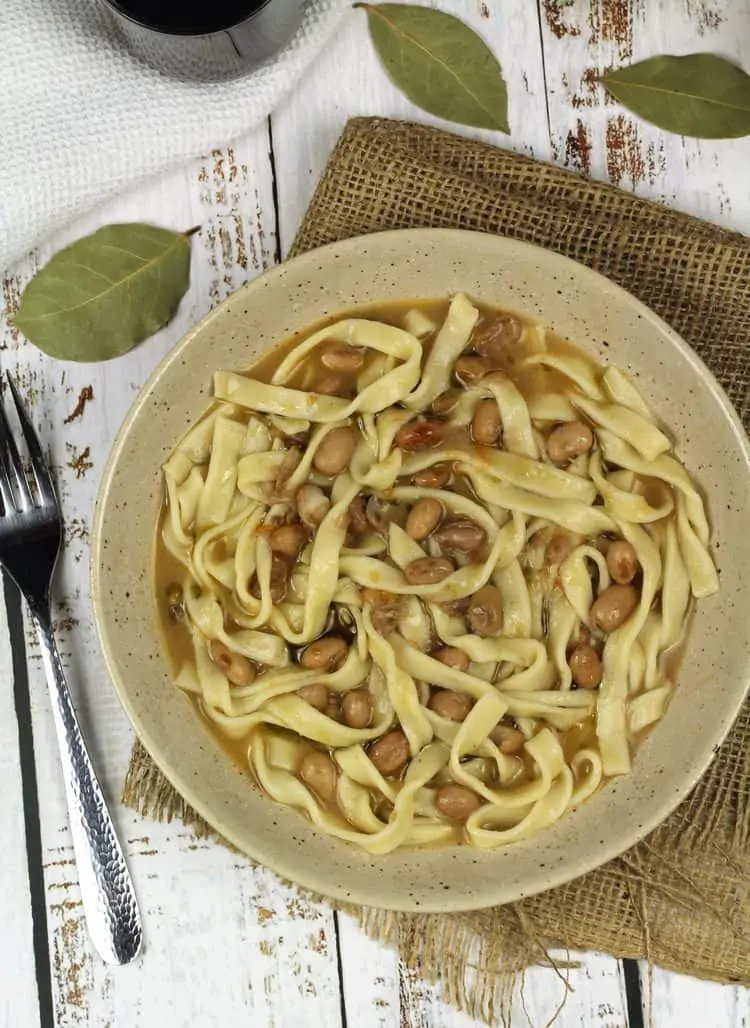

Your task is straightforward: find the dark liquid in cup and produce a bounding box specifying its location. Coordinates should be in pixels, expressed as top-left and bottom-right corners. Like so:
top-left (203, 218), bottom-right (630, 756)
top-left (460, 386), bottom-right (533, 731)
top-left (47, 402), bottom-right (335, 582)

top-left (112, 0), bottom-right (266, 33)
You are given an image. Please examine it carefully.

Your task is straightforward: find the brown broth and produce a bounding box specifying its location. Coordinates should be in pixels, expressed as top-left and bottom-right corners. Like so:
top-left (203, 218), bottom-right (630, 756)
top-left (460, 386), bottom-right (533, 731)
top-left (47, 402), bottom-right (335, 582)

top-left (558, 716), bottom-right (597, 763)
top-left (154, 297), bottom-right (587, 665)
top-left (155, 547), bottom-right (194, 672)
top-left (152, 297), bottom-right (614, 823)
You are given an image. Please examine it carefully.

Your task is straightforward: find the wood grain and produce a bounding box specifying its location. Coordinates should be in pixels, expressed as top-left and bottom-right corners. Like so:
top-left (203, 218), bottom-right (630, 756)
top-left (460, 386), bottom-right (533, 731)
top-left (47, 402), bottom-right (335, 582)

top-left (642, 968), bottom-right (750, 1027)
top-left (1, 128), bottom-right (344, 1028)
top-left (337, 912), bottom-right (631, 1027)
top-left (0, 591), bottom-right (41, 1028)
top-left (538, 0), bottom-right (750, 231)
top-left (270, 5), bottom-right (631, 1023)
top-left (1, 0), bottom-right (748, 1023)
top-left (271, 1), bottom-right (551, 255)
top-left (536, 1), bottom-right (749, 1019)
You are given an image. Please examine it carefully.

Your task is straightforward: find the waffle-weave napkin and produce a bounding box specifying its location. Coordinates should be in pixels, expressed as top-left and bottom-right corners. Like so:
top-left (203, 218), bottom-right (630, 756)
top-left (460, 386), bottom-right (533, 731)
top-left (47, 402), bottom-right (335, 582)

top-left (0, 0), bottom-right (346, 271)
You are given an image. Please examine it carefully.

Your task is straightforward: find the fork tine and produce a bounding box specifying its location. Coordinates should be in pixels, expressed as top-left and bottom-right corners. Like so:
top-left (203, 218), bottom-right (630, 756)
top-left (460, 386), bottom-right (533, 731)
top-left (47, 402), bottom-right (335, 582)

top-left (0, 380), bottom-right (34, 510)
top-left (0, 446), bottom-right (15, 514)
top-left (5, 373), bottom-right (57, 507)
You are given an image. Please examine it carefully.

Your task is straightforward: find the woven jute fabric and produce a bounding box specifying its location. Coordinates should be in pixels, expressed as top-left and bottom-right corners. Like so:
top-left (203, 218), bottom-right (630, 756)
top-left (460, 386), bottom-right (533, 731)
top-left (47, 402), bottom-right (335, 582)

top-left (123, 118), bottom-right (750, 1024)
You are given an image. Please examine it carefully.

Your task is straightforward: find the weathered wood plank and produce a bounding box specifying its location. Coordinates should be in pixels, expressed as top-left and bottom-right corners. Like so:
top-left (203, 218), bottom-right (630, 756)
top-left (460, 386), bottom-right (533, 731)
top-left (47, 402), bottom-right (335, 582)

top-left (641, 968), bottom-right (750, 1028)
top-left (271, 0), bottom-right (553, 255)
top-left (3, 0), bottom-right (748, 1021)
top-left (272, 8), bottom-right (637, 1027)
top-left (42, 818), bottom-right (343, 1027)
top-left (1, 127), bottom-right (344, 1027)
top-left (538, 0), bottom-right (750, 232)
top-left (337, 911), bottom-right (630, 1027)
top-left (0, 588), bottom-right (42, 1028)
top-left (539, 1), bottom-right (750, 1023)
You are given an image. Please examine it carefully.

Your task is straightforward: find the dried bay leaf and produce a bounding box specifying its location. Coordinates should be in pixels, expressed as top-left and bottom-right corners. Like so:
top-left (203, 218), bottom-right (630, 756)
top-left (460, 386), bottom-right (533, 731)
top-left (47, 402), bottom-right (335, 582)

top-left (602, 53), bottom-right (750, 140)
top-left (356, 3), bottom-right (509, 133)
top-left (14, 223), bottom-right (197, 362)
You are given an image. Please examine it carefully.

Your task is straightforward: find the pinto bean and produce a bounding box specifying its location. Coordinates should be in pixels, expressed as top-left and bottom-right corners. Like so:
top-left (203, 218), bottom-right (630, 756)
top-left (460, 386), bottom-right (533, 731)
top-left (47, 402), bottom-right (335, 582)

top-left (300, 635), bottom-right (348, 671)
top-left (394, 419), bottom-right (446, 451)
top-left (267, 554), bottom-right (291, 602)
top-left (270, 522), bottom-right (308, 559)
top-left (412, 463), bottom-right (452, 489)
top-left (606, 540), bottom-right (640, 585)
top-left (455, 355), bottom-right (490, 385)
top-left (297, 683), bottom-right (329, 710)
top-left (250, 554), bottom-right (289, 602)
top-left (321, 346), bottom-right (365, 372)
top-left (406, 498), bottom-right (444, 541)
top-left (434, 646), bottom-right (470, 672)
top-left (348, 494), bottom-right (369, 535)
top-left (368, 730), bottom-right (410, 776)
top-left (276, 445), bottom-right (303, 488)
top-left (436, 784), bottom-right (482, 821)
top-left (430, 388), bottom-right (461, 414)
top-left (545, 533), bottom-right (575, 565)
top-left (472, 398), bottom-right (501, 445)
top-left (466, 584), bottom-right (503, 637)
top-left (435, 518), bottom-right (487, 553)
top-left (404, 557), bottom-right (454, 585)
top-left (472, 315), bottom-right (523, 361)
top-left (568, 645), bottom-right (602, 688)
top-left (209, 640), bottom-right (256, 686)
top-left (299, 751), bottom-right (338, 804)
top-left (297, 484), bottom-right (330, 528)
top-left (315, 373), bottom-right (350, 397)
top-left (546, 421), bottom-right (594, 463)
top-left (489, 724), bottom-right (525, 754)
top-left (428, 689), bottom-right (473, 722)
top-left (593, 533), bottom-right (615, 556)
top-left (590, 584), bottom-right (639, 632)
top-left (363, 587), bottom-right (403, 636)
top-left (467, 540), bottom-right (490, 566)
top-left (324, 695), bottom-right (343, 722)
top-left (440, 596), bottom-right (471, 617)
top-left (373, 606), bottom-right (401, 636)
top-left (366, 494), bottom-right (407, 534)
top-left (313, 426), bottom-right (357, 476)
top-left (341, 689), bottom-right (373, 729)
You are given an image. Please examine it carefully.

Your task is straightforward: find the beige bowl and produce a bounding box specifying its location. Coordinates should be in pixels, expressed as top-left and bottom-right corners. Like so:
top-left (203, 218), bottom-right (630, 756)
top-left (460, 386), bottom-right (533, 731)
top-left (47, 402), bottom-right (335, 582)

top-left (92, 230), bottom-right (750, 912)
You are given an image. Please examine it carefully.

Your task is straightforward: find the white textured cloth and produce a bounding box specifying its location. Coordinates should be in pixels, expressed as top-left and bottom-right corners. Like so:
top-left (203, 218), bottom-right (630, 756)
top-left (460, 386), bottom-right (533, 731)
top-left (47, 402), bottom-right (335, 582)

top-left (0, 0), bottom-right (347, 272)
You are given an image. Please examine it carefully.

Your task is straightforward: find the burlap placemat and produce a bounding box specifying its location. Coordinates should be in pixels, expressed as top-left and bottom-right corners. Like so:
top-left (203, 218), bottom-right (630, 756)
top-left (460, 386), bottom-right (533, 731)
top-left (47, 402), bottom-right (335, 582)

top-left (123, 117), bottom-right (749, 1024)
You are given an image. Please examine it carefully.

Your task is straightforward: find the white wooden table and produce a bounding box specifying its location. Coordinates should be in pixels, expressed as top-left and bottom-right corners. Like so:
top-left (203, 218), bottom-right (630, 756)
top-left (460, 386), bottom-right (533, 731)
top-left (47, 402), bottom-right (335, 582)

top-left (1, 3), bottom-right (749, 1026)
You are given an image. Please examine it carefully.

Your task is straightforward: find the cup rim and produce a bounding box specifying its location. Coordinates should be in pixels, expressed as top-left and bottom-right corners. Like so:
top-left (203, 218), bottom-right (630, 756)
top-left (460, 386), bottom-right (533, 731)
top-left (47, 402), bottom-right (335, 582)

top-left (102, 0), bottom-right (271, 37)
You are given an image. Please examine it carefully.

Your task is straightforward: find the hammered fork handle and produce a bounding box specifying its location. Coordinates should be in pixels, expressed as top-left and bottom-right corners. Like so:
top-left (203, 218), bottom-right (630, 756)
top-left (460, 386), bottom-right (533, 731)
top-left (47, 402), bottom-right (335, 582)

top-left (31, 603), bottom-right (142, 965)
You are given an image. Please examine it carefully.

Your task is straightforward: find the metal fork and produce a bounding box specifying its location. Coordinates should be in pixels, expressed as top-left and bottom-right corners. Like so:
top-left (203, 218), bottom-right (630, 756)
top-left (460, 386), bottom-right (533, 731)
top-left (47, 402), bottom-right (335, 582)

top-left (0, 374), bottom-right (141, 965)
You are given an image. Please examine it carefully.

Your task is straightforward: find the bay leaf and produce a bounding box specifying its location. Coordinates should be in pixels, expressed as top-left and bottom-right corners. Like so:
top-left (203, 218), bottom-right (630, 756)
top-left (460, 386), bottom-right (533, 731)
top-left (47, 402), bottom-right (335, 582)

top-left (601, 53), bottom-right (750, 139)
top-left (14, 223), bottom-right (197, 362)
top-left (355, 3), bottom-right (509, 133)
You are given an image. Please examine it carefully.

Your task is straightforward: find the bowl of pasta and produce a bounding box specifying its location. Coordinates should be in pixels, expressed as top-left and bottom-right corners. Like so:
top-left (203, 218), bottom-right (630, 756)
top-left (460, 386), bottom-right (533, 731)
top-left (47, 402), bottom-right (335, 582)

top-left (92, 229), bottom-right (750, 911)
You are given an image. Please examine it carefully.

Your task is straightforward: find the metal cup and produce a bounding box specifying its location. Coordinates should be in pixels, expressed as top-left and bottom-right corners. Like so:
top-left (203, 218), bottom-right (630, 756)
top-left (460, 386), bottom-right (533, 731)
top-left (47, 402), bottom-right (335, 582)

top-left (99, 0), bottom-right (306, 82)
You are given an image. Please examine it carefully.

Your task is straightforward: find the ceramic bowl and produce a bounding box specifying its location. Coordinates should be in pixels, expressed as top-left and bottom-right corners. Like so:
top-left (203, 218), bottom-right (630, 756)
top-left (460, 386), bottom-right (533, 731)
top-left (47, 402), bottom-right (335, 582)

top-left (92, 229), bottom-right (750, 912)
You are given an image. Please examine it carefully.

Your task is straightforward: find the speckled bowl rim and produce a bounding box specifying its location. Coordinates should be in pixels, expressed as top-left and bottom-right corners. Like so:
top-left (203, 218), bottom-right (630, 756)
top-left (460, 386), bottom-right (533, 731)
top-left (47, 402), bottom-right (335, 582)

top-left (92, 229), bottom-right (750, 912)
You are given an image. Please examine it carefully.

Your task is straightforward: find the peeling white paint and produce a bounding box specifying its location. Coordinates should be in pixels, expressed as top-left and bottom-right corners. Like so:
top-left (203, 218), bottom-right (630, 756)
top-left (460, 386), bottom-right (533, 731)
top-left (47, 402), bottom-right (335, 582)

top-left (0, 2), bottom-right (748, 1024)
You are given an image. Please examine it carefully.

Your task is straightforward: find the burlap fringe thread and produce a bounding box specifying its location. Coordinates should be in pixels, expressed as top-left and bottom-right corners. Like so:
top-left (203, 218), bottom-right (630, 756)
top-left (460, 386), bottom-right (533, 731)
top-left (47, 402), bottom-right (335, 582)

top-left (123, 119), bottom-right (750, 1026)
top-left (123, 709), bottom-right (748, 1027)
top-left (123, 740), bottom-right (571, 1026)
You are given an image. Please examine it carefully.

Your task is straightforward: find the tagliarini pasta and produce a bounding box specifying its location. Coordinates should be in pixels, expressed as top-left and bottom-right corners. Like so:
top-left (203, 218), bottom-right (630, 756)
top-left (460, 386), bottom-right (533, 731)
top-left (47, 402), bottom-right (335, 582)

top-left (154, 295), bottom-right (718, 853)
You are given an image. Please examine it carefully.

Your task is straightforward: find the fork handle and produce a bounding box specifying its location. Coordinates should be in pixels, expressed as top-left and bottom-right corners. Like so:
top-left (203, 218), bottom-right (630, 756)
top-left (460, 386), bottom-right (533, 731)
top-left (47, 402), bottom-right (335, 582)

top-left (30, 606), bottom-right (142, 965)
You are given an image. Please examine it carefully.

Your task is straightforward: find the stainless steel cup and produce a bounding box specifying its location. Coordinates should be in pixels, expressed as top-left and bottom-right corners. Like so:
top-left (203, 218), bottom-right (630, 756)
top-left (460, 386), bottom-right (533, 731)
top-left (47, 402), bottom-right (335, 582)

top-left (99, 0), bottom-right (306, 82)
